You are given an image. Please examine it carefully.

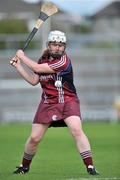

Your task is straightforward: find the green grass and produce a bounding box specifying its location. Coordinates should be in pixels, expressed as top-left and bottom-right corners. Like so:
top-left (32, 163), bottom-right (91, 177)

top-left (0, 122), bottom-right (120, 180)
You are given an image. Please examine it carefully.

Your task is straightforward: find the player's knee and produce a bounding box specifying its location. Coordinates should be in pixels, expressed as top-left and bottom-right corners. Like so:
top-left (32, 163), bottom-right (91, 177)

top-left (71, 128), bottom-right (82, 140)
top-left (29, 134), bottom-right (42, 144)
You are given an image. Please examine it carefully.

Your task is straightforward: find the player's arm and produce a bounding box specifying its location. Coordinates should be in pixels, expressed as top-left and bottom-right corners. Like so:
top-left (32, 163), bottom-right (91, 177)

top-left (11, 56), bottom-right (39, 86)
top-left (16, 50), bottom-right (55, 74)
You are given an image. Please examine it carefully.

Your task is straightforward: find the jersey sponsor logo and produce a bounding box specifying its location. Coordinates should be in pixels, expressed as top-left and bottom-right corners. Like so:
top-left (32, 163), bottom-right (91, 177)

top-left (39, 74), bottom-right (55, 81)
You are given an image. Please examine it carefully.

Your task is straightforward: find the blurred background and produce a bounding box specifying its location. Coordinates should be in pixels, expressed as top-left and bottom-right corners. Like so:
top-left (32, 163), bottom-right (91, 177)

top-left (0, 0), bottom-right (120, 123)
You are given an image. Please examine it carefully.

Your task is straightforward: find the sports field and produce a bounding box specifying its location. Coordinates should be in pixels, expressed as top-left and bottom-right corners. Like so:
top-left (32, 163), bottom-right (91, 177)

top-left (0, 121), bottom-right (120, 180)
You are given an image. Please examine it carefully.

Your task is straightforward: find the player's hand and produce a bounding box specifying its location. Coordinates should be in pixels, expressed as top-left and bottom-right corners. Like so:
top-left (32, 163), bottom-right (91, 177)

top-left (16, 50), bottom-right (25, 59)
top-left (10, 56), bottom-right (20, 67)
top-left (10, 49), bottom-right (24, 66)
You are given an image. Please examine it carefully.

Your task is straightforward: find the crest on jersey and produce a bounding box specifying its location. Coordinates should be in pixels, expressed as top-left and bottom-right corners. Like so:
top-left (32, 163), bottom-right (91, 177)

top-left (52, 115), bottom-right (57, 121)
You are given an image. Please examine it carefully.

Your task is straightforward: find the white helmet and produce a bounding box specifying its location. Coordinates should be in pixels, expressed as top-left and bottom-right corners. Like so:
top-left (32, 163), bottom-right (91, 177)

top-left (48, 30), bottom-right (66, 43)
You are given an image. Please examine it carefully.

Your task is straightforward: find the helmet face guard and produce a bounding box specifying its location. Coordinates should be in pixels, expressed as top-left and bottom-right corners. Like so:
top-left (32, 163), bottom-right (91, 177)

top-left (47, 30), bottom-right (66, 58)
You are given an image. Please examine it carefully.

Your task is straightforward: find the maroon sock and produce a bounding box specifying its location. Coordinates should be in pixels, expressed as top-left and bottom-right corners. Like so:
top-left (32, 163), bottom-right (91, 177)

top-left (22, 152), bottom-right (34, 168)
top-left (80, 150), bottom-right (93, 168)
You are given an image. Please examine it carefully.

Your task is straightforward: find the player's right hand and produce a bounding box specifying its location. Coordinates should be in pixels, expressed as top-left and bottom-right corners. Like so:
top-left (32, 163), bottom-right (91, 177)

top-left (10, 56), bottom-right (20, 67)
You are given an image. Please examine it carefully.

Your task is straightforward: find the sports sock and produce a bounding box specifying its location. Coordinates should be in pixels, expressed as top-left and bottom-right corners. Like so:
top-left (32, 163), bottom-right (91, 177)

top-left (80, 150), bottom-right (93, 168)
top-left (22, 152), bottom-right (35, 168)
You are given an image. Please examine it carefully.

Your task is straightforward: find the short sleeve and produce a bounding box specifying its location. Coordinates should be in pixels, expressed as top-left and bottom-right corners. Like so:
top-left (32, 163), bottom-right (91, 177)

top-left (48, 54), bottom-right (69, 72)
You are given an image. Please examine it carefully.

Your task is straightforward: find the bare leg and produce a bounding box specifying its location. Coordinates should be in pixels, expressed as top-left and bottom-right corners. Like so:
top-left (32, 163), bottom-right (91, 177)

top-left (13, 123), bottom-right (50, 174)
top-left (64, 116), bottom-right (99, 175)
top-left (64, 116), bottom-right (91, 153)
top-left (24, 123), bottom-right (49, 155)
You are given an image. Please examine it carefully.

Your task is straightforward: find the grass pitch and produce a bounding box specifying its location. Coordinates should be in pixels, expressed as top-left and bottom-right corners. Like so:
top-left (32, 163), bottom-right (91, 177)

top-left (0, 121), bottom-right (120, 180)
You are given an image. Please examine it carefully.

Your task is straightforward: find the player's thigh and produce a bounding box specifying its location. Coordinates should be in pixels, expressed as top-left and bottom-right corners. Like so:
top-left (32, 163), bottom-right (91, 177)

top-left (64, 116), bottom-right (82, 132)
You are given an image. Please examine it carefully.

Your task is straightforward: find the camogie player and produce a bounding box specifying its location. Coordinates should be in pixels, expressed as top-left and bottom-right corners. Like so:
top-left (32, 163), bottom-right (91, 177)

top-left (11, 30), bottom-right (99, 175)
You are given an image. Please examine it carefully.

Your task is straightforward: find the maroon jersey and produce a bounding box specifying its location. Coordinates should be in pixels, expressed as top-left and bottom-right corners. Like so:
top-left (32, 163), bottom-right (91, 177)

top-left (37, 54), bottom-right (78, 104)
top-left (34, 53), bottom-right (81, 126)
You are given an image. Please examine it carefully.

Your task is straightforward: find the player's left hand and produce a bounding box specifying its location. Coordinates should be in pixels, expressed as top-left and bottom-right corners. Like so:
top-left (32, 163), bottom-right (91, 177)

top-left (16, 49), bottom-right (25, 59)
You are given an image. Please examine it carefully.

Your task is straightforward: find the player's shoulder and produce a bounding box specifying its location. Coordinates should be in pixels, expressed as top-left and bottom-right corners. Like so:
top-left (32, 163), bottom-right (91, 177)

top-left (64, 53), bottom-right (71, 61)
top-left (61, 53), bottom-right (70, 63)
